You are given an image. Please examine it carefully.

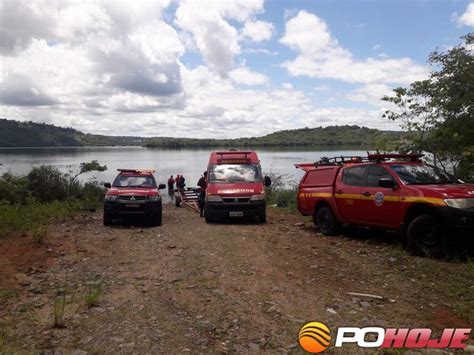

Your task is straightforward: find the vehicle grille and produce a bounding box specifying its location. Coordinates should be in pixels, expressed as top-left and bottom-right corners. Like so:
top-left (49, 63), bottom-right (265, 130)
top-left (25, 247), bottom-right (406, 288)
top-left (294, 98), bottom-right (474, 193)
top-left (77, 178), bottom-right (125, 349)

top-left (222, 197), bottom-right (251, 203)
top-left (118, 195), bottom-right (146, 201)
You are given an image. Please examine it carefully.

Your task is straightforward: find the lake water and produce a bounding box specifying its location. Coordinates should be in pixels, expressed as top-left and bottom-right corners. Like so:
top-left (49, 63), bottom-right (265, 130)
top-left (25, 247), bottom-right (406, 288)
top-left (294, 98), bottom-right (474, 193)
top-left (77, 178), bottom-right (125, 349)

top-left (0, 146), bottom-right (366, 202)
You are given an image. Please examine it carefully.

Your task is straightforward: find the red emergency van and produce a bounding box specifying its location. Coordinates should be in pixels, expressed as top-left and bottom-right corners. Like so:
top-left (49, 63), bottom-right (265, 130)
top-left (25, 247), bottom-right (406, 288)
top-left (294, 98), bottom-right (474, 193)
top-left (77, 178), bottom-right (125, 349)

top-left (204, 150), bottom-right (271, 223)
top-left (296, 154), bottom-right (474, 257)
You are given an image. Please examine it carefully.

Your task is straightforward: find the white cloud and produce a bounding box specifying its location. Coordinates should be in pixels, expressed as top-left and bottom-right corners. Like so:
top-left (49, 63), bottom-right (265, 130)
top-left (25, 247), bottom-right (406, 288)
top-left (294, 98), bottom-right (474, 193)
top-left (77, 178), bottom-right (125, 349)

top-left (346, 83), bottom-right (393, 107)
top-left (457, 2), bottom-right (474, 27)
top-left (313, 85), bottom-right (329, 92)
top-left (229, 67), bottom-right (269, 85)
top-left (175, 0), bottom-right (267, 76)
top-left (280, 10), bottom-right (428, 84)
top-left (0, 1), bottom-right (405, 138)
top-left (241, 20), bottom-right (274, 42)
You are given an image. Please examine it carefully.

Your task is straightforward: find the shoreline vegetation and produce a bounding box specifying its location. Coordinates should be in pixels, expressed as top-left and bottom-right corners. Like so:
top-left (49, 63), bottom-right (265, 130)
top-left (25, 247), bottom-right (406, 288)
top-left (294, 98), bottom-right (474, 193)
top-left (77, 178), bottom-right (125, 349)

top-left (0, 162), bottom-right (106, 238)
top-left (0, 118), bottom-right (405, 149)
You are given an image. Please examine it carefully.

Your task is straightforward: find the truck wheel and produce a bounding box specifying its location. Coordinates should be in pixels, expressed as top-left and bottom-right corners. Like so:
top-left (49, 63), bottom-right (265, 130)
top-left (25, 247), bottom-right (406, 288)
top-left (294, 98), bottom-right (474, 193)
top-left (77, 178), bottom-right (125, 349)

top-left (155, 203), bottom-right (163, 226)
top-left (259, 211), bottom-right (267, 223)
top-left (204, 208), bottom-right (214, 223)
top-left (407, 214), bottom-right (447, 258)
top-left (103, 210), bottom-right (113, 226)
top-left (316, 207), bottom-right (339, 236)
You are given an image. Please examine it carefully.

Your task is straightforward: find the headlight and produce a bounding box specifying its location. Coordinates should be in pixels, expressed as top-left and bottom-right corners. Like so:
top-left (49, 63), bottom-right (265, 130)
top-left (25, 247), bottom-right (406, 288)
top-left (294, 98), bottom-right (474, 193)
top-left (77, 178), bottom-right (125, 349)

top-left (147, 195), bottom-right (160, 201)
top-left (105, 195), bottom-right (118, 201)
top-left (207, 195), bottom-right (222, 202)
top-left (444, 198), bottom-right (474, 209)
top-left (251, 194), bottom-right (265, 201)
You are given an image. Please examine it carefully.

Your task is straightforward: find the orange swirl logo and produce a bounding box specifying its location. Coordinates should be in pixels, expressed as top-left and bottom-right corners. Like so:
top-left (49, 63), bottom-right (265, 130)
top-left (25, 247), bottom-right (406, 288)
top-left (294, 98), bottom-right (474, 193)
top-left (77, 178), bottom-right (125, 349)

top-left (299, 322), bottom-right (331, 353)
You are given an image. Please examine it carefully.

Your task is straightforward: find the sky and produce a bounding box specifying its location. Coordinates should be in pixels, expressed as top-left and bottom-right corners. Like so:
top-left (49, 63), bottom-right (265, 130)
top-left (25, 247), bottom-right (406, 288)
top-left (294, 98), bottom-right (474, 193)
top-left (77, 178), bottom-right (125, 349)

top-left (0, 0), bottom-right (473, 139)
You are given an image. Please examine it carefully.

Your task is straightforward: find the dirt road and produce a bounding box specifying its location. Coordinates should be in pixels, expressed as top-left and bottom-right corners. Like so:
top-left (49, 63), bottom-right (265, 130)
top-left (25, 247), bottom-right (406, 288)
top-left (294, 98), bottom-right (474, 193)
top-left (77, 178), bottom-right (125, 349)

top-left (1, 205), bottom-right (473, 353)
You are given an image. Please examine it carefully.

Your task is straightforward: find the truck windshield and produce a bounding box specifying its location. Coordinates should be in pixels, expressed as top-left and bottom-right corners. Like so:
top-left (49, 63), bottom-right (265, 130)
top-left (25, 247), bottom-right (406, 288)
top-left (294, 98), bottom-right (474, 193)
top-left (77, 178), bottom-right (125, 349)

top-left (112, 175), bottom-right (157, 188)
top-left (389, 164), bottom-right (458, 185)
top-left (209, 164), bottom-right (261, 183)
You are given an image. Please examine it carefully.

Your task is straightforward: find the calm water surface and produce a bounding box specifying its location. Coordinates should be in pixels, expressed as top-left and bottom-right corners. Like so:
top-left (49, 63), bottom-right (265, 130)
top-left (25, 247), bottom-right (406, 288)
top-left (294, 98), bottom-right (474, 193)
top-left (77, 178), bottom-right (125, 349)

top-left (0, 146), bottom-right (366, 201)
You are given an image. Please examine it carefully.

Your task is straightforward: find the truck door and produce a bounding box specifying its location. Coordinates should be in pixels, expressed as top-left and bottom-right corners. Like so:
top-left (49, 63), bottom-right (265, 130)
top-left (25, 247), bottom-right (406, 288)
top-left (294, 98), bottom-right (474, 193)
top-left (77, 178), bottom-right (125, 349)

top-left (358, 164), bottom-right (401, 227)
top-left (335, 165), bottom-right (367, 223)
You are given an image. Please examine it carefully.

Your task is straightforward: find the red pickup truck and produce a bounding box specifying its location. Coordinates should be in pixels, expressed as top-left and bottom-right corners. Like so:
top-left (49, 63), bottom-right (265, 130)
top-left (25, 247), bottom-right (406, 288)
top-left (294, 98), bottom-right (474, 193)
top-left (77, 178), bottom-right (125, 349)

top-left (296, 154), bottom-right (474, 257)
top-left (103, 169), bottom-right (166, 226)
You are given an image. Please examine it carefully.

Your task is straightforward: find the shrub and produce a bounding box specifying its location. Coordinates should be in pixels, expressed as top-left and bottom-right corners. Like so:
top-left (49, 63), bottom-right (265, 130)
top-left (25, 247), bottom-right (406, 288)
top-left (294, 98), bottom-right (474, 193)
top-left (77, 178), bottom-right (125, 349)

top-left (27, 165), bottom-right (70, 202)
top-left (0, 162), bottom-right (106, 238)
top-left (0, 172), bottom-right (29, 204)
top-left (264, 172), bottom-right (298, 211)
top-left (85, 284), bottom-right (103, 308)
top-left (32, 225), bottom-right (47, 245)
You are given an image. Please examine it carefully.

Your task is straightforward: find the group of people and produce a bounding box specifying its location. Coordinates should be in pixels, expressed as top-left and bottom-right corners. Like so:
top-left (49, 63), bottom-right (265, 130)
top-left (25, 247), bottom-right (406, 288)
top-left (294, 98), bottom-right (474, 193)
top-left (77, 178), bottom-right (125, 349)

top-left (167, 174), bottom-right (186, 190)
top-left (197, 171), bottom-right (207, 217)
top-left (168, 172), bottom-right (208, 217)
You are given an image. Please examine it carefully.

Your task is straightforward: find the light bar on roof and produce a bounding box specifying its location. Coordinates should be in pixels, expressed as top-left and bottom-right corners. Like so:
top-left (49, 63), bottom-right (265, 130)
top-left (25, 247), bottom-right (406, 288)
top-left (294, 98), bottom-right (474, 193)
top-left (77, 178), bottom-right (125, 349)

top-left (117, 169), bottom-right (156, 173)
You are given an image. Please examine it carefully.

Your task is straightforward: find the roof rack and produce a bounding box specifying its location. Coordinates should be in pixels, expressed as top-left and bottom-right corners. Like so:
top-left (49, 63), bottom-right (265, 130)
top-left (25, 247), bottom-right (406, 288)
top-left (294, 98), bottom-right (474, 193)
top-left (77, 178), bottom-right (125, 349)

top-left (117, 169), bottom-right (156, 173)
top-left (314, 156), bottom-right (367, 166)
top-left (311, 152), bottom-right (424, 167)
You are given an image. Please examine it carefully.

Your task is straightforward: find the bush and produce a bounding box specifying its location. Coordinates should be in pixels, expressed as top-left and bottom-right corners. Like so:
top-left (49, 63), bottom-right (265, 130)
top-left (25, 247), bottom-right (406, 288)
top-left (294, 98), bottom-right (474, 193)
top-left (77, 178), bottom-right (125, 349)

top-left (264, 172), bottom-right (298, 211)
top-left (0, 172), bottom-right (29, 204)
top-left (0, 162), bottom-right (106, 238)
top-left (27, 165), bottom-right (70, 202)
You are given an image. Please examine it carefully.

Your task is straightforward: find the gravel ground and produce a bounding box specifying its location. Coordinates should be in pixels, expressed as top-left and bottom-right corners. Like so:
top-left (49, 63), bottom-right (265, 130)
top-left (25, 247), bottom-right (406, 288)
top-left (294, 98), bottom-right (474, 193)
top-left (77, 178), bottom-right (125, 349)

top-left (1, 204), bottom-right (473, 354)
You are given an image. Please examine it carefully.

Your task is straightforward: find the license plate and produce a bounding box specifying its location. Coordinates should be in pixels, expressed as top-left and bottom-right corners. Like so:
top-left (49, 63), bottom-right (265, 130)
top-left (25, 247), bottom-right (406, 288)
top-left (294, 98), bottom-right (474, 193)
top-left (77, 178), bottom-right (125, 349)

top-left (125, 203), bottom-right (140, 208)
top-left (229, 211), bottom-right (244, 217)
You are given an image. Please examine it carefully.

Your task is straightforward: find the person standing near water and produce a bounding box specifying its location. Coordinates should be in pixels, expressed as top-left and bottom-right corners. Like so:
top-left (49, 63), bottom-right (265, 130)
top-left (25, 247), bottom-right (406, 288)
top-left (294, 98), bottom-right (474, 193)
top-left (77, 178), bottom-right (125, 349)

top-left (168, 175), bottom-right (175, 190)
top-left (197, 171), bottom-right (207, 217)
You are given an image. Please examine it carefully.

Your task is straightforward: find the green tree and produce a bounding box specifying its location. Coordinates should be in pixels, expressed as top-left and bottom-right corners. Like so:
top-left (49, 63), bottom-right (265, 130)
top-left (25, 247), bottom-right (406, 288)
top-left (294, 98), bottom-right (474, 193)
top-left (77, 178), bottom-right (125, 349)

top-left (73, 160), bottom-right (108, 180)
top-left (382, 33), bottom-right (473, 181)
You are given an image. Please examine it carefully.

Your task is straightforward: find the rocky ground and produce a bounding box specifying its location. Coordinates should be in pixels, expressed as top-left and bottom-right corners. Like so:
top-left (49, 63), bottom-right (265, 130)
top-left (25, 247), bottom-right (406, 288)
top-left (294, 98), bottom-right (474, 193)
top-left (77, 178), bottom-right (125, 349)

top-left (1, 204), bottom-right (473, 354)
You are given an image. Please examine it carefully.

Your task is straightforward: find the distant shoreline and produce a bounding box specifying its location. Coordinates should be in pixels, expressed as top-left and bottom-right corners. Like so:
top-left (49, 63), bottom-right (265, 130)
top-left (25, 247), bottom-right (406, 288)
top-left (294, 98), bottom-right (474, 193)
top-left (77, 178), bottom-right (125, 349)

top-left (0, 118), bottom-right (406, 149)
top-left (0, 144), bottom-right (374, 150)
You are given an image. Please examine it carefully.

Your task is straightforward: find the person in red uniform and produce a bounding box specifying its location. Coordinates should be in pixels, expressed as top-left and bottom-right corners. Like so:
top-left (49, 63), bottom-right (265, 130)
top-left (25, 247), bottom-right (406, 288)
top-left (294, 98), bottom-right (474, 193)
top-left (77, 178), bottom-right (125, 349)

top-left (167, 175), bottom-right (175, 190)
top-left (197, 171), bottom-right (207, 217)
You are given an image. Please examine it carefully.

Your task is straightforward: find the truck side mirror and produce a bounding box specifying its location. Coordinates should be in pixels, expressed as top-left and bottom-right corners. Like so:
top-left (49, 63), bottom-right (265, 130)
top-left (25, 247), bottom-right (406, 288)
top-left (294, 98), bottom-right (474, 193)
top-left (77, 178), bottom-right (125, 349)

top-left (264, 176), bottom-right (271, 187)
top-left (158, 183), bottom-right (166, 190)
top-left (104, 182), bottom-right (111, 188)
top-left (379, 178), bottom-right (396, 189)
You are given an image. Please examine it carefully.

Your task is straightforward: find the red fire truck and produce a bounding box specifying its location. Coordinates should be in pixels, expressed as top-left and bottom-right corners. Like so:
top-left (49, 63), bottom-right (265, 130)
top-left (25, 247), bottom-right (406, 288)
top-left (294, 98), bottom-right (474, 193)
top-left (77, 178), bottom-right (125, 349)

top-left (296, 154), bottom-right (474, 257)
top-left (204, 150), bottom-right (271, 223)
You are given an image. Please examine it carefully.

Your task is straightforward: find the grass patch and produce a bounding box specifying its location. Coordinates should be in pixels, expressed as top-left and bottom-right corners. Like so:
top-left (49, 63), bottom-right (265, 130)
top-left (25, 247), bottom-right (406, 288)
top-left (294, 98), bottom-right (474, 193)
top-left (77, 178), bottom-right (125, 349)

top-left (53, 291), bottom-right (67, 328)
top-left (0, 290), bottom-right (18, 299)
top-left (0, 163), bottom-right (106, 239)
top-left (0, 199), bottom-right (84, 238)
top-left (266, 188), bottom-right (298, 211)
top-left (85, 284), bottom-right (103, 308)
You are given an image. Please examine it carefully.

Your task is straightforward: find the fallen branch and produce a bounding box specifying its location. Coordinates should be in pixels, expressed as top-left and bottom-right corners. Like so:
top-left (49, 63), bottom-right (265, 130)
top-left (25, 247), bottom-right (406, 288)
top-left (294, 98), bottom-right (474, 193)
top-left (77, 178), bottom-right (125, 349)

top-left (347, 292), bottom-right (384, 300)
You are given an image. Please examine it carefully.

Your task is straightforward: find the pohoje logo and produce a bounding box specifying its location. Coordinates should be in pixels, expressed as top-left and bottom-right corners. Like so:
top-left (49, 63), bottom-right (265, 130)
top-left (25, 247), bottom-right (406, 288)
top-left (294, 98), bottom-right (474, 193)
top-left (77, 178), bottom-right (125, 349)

top-left (298, 322), bottom-right (471, 353)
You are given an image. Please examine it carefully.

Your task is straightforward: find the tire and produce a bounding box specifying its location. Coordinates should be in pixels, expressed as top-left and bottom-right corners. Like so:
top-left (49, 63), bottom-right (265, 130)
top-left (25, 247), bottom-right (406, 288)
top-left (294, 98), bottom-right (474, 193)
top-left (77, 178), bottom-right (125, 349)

top-left (315, 206), bottom-right (339, 236)
top-left (103, 210), bottom-right (113, 226)
top-left (204, 208), bottom-right (213, 223)
top-left (407, 214), bottom-right (447, 258)
top-left (259, 211), bottom-right (267, 223)
top-left (148, 203), bottom-right (162, 227)
top-left (155, 203), bottom-right (163, 226)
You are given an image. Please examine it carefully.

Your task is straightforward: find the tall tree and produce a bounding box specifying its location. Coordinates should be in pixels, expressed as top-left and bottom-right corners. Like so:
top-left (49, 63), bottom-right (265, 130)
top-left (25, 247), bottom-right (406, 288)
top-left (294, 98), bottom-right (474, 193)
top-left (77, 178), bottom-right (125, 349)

top-left (382, 33), bottom-right (473, 181)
